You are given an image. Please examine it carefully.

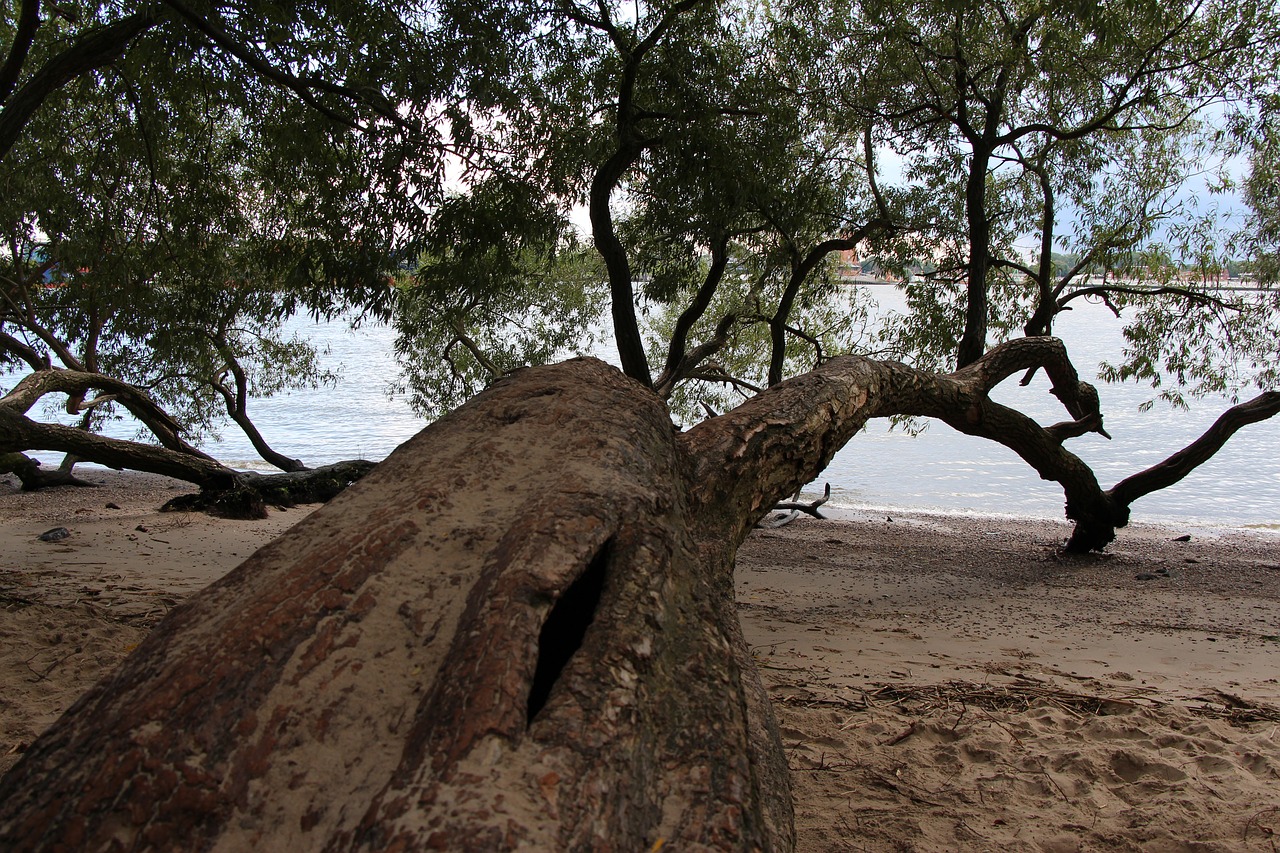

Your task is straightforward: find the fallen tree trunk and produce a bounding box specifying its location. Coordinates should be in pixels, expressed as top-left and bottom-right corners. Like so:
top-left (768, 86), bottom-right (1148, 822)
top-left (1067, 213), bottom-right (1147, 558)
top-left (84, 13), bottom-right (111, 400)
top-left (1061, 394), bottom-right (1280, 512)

top-left (0, 353), bottom-right (975, 850)
top-left (2, 348), bottom-right (1273, 849)
top-left (0, 357), bottom-right (798, 851)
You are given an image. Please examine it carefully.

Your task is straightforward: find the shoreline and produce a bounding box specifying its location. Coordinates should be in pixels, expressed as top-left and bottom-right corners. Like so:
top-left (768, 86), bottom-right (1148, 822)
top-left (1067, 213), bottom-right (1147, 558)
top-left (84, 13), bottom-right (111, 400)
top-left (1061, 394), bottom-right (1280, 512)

top-left (791, 493), bottom-right (1280, 539)
top-left (736, 515), bottom-right (1280, 850)
top-left (3, 470), bottom-right (1279, 850)
top-left (21, 452), bottom-right (1280, 533)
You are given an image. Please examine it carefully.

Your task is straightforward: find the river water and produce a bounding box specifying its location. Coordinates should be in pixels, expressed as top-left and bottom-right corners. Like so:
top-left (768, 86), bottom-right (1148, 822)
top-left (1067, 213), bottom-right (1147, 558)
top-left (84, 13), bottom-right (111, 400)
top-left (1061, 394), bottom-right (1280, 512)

top-left (8, 292), bottom-right (1279, 528)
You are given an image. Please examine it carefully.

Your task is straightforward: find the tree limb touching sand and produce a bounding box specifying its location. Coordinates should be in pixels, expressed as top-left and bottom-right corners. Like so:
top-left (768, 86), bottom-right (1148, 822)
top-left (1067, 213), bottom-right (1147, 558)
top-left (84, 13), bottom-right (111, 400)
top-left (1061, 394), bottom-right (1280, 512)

top-left (0, 370), bottom-right (374, 514)
top-left (1, 349), bottom-right (1277, 847)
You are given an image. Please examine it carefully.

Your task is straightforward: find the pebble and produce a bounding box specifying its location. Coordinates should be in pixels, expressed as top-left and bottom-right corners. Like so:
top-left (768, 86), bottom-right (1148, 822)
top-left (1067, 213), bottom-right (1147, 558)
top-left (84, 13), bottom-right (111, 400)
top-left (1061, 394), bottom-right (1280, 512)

top-left (38, 527), bottom-right (70, 542)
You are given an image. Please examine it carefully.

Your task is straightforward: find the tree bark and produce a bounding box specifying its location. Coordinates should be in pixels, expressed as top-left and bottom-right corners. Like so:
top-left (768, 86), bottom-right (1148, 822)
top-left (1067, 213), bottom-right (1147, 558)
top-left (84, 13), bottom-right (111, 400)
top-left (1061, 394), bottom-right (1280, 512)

top-left (2, 353), bottom-right (1273, 849)
top-left (957, 146), bottom-right (993, 368)
top-left (0, 357), bottom-right (795, 851)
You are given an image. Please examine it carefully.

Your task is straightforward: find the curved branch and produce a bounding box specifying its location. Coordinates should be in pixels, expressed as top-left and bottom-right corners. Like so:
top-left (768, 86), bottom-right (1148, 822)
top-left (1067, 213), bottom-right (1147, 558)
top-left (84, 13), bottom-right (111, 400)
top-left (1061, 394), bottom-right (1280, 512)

top-left (0, 450), bottom-right (97, 490)
top-left (5, 289), bottom-right (88, 371)
top-left (0, 9), bottom-right (161, 163)
top-left (654, 302), bottom-right (751, 399)
top-left (205, 373), bottom-right (307, 473)
top-left (588, 0), bottom-right (713, 389)
top-left (0, 404), bottom-right (235, 489)
top-left (682, 337), bottom-right (1119, 550)
top-left (1057, 284), bottom-right (1237, 312)
top-left (683, 366), bottom-right (763, 395)
top-left (863, 125), bottom-right (889, 216)
top-left (160, 0), bottom-right (400, 131)
top-left (197, 331), bottom-right (308, 473)
top-left (1109, 391), bottom-right (1280, 508)
top-left (2, 368), bottom-right (213, 459)
top-left (0, 328), bottom-right (50, 370)
top-left (0, 0), bottom-right (40, 104)
top-left (653, 235), bottom-right (731, 396)
top-left (949, 337), bottom-right (1104, 426)
top-left (590, 144), bottom-right (650, 386)
top-left (768, 217), bottom-right (895, 387)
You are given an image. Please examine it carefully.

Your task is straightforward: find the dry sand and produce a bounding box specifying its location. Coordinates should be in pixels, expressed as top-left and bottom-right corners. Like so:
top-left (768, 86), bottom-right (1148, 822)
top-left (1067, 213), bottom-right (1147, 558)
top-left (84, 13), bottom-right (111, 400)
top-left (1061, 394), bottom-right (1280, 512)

top-left (3, 471), bottom-right (1279, 851)
top-left (741, 512), bottom-right (1280, 851)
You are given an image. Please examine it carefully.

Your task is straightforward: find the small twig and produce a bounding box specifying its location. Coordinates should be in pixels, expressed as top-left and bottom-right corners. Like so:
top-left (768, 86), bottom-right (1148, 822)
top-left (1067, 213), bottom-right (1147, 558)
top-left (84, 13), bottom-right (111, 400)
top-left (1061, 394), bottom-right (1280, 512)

top-left (882, 722), bottom-right (917, 746)
top-left (23, 651), bottom-right (69, 682)
top-left (1243, 806), bottom-right (1279, 843)
top-left (1038, 761), bottom-right (1072, 803)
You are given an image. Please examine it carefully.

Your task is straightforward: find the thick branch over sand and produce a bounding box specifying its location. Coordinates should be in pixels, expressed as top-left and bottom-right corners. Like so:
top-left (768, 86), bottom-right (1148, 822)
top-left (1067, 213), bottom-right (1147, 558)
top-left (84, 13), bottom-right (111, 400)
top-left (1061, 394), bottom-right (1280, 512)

top-left (1, 349), bottom-right (1274, 848)
top-left (0, 368), bottom-right (374, 513)
top-left (0, 358), bottom-right (795, 851)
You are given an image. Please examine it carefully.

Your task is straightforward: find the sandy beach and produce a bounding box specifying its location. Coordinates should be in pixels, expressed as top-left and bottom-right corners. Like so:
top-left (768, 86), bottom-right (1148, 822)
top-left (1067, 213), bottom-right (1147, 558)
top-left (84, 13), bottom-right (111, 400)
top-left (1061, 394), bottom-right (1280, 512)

top-left (2, 471), bottom-right (1278, 851)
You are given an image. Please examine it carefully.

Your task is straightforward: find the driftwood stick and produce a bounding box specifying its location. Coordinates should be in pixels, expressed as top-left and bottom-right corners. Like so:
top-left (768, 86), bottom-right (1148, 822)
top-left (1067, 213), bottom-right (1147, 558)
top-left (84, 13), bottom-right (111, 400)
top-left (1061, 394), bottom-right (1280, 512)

top-left (774, 482), bottom-right (831, 518)
top-left (758, 483), bottom-right (831, 528)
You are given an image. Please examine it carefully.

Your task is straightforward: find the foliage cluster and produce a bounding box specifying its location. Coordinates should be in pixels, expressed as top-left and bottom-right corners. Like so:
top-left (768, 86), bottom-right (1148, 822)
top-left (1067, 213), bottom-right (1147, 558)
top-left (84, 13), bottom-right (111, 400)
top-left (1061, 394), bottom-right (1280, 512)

top-left (2, 0), bottom-right (1279, 475)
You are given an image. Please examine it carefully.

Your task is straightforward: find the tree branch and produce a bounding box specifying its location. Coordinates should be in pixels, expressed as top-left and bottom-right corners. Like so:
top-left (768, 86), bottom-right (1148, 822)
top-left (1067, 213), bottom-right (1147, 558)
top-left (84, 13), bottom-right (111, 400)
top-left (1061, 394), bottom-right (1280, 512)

top-left (655, 234), bottom-right (730, 395)
top-left (0, 328), bottom-right (50, 370)
top-left (2, 368), bottom-right (214, 459)
top-left (0, 404), bottom-right (234, 489)
top-left (0, 9), bottom-right (160, 162)
top-left (0, 0), bottom-right (41, 105)
top-left (1109, 391), bottom-right (1280, 508)
top-left (160, 0), bottom-right (403, 131)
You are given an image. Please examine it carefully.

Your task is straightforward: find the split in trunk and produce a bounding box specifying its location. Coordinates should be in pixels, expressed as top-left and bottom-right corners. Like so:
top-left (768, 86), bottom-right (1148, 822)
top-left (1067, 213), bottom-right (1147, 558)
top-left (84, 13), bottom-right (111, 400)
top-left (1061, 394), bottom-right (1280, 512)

top-left (2, 347), bottom-right (1275, 849)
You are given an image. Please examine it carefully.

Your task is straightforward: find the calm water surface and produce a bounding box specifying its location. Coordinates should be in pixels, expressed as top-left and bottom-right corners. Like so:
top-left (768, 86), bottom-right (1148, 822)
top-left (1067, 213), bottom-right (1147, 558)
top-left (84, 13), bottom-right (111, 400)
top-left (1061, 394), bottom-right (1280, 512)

top-left (9, 293), bottom-right (1279, 528)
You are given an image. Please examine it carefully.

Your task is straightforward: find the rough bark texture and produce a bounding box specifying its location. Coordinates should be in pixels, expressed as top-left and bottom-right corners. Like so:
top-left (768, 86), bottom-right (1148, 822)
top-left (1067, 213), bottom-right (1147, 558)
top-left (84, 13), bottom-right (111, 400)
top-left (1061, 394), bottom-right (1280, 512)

top-left (0, 358), bottom-right (796, 852)
top-left (2, 351), bottom-right (1272, 850)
